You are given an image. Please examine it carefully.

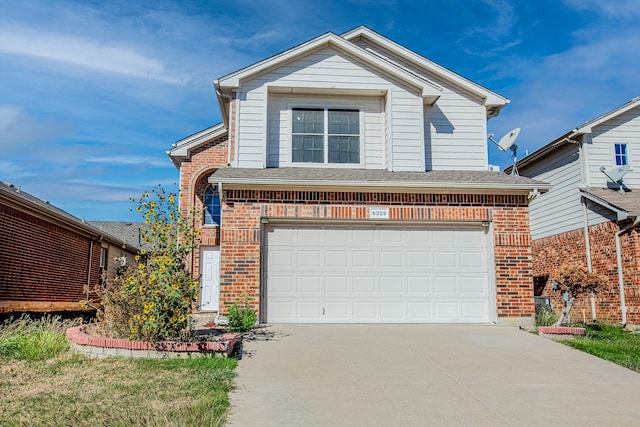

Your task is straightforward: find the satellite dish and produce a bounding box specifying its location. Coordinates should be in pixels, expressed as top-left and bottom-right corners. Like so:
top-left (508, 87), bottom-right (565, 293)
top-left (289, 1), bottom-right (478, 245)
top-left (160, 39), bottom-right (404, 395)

top-left (599, 164), bottom-right (630, 194)
top-left (488, 128), bottom-right (521, 176)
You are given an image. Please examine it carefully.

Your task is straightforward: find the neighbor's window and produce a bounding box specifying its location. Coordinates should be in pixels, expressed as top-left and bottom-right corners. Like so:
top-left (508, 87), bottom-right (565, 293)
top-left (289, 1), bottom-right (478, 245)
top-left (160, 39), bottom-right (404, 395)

top-left (615, 143), bottom-right (628, 166)
top-left (204, 186), bottom-right (221, 225)
top-left (292, 108), bottom-right (360, 164)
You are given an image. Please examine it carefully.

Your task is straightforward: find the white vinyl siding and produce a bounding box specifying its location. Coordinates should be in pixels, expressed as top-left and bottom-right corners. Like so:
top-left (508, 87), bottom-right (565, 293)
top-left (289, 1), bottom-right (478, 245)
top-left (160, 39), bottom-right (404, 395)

top-left (265, 224), bottom-right (492, 324)
top-left (585, 107), bottom-right (640, 188)
top-left (352, 39), bottom-right (489, 171)
top-left (522, 143), bottom-right (585, 240)
top-left (238, 46), bottom-right (423, 170)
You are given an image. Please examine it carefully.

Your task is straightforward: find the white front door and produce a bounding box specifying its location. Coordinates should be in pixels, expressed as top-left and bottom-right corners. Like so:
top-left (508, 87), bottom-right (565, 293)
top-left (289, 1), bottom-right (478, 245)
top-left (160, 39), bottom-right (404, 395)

top-left (200, 247), bottom-right (220, 311)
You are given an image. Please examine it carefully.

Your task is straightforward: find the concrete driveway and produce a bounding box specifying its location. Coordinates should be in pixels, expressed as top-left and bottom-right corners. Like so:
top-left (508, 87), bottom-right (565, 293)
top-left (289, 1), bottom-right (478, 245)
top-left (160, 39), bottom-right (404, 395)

top-left (227, 325), bottom-right (640, 426)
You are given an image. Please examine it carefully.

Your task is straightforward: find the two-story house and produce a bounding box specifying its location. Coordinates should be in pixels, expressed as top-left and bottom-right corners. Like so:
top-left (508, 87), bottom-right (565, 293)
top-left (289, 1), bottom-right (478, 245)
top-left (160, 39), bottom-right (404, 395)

top-left (168, 27), bottom-right (549, 326)
top-left (515, 97), bottom-right (640, 325)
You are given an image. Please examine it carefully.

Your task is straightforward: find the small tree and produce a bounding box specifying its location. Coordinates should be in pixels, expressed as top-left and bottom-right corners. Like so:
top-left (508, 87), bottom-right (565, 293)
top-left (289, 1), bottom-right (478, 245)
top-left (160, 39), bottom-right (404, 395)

top-left (549, 264), bottom-right (609, 326)
top-left (96, 185), bottom-right (201, 342)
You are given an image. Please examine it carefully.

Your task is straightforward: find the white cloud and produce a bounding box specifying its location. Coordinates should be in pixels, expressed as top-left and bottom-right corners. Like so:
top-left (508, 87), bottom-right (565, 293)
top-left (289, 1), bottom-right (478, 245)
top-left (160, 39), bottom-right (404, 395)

top-left (85, 155), bottom-right (169, 168)
top-left (563, 0), bottom-right (640, 19)
top-left (0, 26), bottom-right (187, 84)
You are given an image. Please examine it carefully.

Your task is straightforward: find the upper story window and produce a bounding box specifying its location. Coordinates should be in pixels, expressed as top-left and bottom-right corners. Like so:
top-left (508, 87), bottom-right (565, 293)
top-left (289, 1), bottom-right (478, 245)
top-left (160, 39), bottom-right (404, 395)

top-left (292, 108), bottom-right (360, 164)
top-left (204, 186), bottom-right (221, 225)
top-left (615, 143), bottom-right (628, 166)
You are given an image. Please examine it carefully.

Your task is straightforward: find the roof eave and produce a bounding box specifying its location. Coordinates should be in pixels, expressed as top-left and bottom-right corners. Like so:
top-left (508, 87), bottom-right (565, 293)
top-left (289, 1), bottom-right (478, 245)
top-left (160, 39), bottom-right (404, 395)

top-left (210, 177), bottom-right (550, 195)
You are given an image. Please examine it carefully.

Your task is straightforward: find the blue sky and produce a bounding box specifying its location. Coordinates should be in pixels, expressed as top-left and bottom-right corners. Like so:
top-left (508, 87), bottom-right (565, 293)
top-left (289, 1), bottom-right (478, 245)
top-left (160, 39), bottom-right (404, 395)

top-left (2, 0), bottom-right (639, 221)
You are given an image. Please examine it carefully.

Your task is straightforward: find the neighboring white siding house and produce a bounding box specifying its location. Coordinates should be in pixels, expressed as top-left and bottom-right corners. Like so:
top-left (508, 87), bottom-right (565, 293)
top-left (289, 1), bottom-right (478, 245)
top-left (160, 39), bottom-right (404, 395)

top-left (517, 99), bottom-right (640, 240)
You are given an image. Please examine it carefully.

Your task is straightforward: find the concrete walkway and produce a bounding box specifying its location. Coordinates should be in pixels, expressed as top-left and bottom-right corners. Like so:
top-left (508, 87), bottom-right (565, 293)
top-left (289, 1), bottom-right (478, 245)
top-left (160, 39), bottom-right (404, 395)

top-left (227, 325), bottom-right (640, 426)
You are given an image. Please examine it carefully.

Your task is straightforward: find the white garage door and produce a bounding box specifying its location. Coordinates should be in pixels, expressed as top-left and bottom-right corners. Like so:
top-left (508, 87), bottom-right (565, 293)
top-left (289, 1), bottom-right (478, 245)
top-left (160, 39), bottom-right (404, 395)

top-left (265, 224), bottom-right (492, 323)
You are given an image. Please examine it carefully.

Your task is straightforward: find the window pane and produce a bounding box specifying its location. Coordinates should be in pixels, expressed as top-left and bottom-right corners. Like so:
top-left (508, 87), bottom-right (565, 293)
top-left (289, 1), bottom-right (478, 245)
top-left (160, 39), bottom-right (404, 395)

top-left (328, 110), bottom-right (359, 135)
top-left (204, 186), bottom-right (221, 225)
top-left (328, 136), bottom-right (359, 163)
top-left (293, 135), bottom-right (324, 163)
top-left (615, 144), bottom-right (628, 166)
top-left (293, 109), bottom-right (323, 134)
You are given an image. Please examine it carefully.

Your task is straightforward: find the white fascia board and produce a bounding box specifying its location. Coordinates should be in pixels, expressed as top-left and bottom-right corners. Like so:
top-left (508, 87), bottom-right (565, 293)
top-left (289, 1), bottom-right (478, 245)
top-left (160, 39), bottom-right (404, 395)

top-left (573, 97), bottom-right (640, 136)
top-left (217, 32), bottom-right (442, 104)
top-left (341, 27), bottom-right (508, 109)
top-left (210, 176), bottom-right (550, 195)
top-left (168, 123), bottom-right (227, 166)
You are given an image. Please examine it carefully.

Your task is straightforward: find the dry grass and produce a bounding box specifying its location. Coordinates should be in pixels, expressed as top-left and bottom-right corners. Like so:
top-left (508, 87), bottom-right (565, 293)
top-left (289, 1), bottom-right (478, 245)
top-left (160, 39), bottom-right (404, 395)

top-left (0, 316), bottom-right (237, 427)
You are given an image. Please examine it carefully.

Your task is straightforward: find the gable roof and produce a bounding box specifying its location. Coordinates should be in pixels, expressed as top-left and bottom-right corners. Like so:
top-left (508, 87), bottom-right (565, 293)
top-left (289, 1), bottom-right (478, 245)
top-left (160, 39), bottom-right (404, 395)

top-left (167, 123), bottom-right (227, 168)
top-left (341, 26), bottom-right (508, 118)
top-left (215, 31), bottom-right (443, 105)
top-left (0, 181), bottom-right (138, 250)
top-left (89, 221), bottom-right (151, 251)
top-left (210, 167), bottom-right (549, 196)
top-left (514, 97), bottom-right (640, 171)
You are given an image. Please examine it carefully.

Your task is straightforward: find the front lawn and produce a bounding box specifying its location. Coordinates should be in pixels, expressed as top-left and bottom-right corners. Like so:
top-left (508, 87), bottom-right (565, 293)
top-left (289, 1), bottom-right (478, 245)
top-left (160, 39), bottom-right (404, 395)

top-left (0, 316), bottom-right (237, 426)
top-left (559, 323), bottom-right (640, 373)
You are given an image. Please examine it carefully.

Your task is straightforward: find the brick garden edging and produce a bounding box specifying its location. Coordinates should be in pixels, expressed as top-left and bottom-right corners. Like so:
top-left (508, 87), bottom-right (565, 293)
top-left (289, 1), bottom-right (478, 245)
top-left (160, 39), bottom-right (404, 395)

top-left (538, 326), bottom-right (586, 336)
top-left (66, 325), bottom-right (237, 359)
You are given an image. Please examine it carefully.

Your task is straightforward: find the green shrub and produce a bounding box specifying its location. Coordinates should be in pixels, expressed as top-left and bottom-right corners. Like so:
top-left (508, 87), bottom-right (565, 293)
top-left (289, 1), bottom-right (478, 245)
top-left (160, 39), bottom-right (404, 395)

top-left (96, 185), bottom-right (201, 342)
top-left (536, 305), bottom-right (559, 327)
top-left (227, 294), bottom-right (257, 332)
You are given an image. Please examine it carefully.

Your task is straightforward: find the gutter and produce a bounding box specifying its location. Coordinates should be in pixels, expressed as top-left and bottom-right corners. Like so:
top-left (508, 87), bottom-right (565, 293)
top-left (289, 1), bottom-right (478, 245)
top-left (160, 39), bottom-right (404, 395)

top-left (615, 217), bottom-right (639, 326)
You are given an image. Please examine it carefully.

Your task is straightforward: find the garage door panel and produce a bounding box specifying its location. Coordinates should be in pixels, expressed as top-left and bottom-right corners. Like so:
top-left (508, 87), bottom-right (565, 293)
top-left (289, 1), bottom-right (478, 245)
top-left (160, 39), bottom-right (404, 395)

top-left (380, 276), bottom-right (403, 293)
top-left (325, 250), bottom-right (349, 267)
top-left (352, 302), bottom-right (377, 320)
top-left (434, 252), bottom-right (457, 269)
top-left (352, 251), bottom-right (376, 267)
top-left (407, 276), bottom-right (430, 293)
top-left (380, 251), bottom-right (403, 267)
top-left (325, 276), bottom-right (349, 293)
top-left (266, 225), bottom-right (491, 323)
top-left (353, 276), bottom-right (376, 294)
top-left (434, 276), bottom-right (457, 294)
top-left (460, 277), bottom-right (488, 294)
top-left (297, 276), bottom-right (322, 293)
top-left (380, 302), bottom-right (404, 320)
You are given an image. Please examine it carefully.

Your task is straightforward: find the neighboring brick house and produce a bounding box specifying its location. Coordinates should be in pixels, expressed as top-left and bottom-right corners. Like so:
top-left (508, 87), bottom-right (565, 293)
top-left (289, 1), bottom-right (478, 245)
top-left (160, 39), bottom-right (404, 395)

top-left (168, 26), bottom-right (549, 326)
top-left (515, 97), bottom-right (640, 325)
top-left (0, 182), bottom-right (139, 313)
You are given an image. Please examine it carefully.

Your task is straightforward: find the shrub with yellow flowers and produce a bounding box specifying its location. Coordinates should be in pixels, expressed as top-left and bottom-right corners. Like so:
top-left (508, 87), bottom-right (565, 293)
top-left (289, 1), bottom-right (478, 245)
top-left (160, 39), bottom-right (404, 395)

top-left (97, 185), bottom-right (201, 342)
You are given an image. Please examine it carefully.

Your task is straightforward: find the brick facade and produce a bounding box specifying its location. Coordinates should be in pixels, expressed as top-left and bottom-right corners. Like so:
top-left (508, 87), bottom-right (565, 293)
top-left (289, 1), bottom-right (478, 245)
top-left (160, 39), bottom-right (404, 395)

top-left (0, 203), bottom-right (101, 312)
top-left (533, 221), bottom-right (640, 325)
top-left (214, 191), bottom-right (534, 324)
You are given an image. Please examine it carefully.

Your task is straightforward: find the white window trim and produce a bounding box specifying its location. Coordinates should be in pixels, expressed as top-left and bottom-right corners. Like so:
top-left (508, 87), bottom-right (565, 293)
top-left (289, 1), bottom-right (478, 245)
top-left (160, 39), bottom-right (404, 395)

top-left (611, 142), bottom-right (630, 168)
top-left (287, 103), bottom-right (365, 167)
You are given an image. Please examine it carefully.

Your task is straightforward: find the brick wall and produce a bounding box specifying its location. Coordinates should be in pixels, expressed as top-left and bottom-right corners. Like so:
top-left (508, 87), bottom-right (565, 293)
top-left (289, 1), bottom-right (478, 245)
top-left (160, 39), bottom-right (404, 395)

top-left (0, 203), bottom-right (101, 312)
top-left (218, 190), bottom-right (534, 324)
top-left (533, 221), bottom-right (640, 324)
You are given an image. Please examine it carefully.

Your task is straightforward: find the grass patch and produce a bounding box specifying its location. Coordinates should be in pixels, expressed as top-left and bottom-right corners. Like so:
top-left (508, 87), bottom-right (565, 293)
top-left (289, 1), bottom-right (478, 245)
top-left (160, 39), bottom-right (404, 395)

top-left (0, 315), bottom-right (79, 361)
top-left (559, 323), bottom-right (640, 372)
top-left (0, 316), bottom-right (238, 426)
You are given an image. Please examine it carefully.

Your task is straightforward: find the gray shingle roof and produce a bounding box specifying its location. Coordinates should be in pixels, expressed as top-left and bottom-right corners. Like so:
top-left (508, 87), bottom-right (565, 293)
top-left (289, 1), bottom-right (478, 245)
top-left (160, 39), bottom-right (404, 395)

top-left (89, 221), bottom-right (151, 250)
top-left (581, 188), bottom-right (640, 215)
top-left (210, 168), bottom-right (549, 191)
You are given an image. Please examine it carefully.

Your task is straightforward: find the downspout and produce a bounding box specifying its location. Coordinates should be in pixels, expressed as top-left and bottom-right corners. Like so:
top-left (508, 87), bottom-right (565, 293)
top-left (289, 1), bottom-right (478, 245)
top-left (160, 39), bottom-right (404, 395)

top-left (213, 80), bottom-right (233, 166)
top-left (615, 217), bottom-right (639, 326)
top-left (582, 197), bottom-right (596, 320)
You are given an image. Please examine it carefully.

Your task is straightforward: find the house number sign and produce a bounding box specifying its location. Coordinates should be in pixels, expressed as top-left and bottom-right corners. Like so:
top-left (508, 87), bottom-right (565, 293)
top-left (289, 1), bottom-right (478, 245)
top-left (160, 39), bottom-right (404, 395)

top-left (369, 207), bottom-right (390, 219)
